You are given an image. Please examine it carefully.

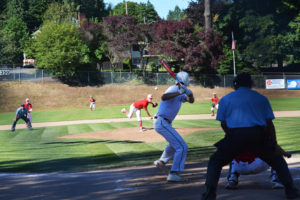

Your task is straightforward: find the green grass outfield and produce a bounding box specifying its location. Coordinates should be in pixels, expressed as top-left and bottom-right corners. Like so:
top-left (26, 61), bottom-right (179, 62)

top-left (0, 97), bottom-right (300, 125)
top-left (0, 118), bottom-right (299, 173)
top-left (0, 97), bottom-right (299, 173)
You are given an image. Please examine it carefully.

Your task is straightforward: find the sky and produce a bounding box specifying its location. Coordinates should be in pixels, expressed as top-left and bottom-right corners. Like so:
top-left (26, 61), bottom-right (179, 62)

top-left (103, 0), bottom-right (190, 19)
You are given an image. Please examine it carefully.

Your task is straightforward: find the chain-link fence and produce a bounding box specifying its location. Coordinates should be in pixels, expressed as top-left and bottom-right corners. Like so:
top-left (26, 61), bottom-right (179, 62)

top-left (1, 67), bottom-right (299, 89)
top-left (0, 67), bottom-right (54, 82)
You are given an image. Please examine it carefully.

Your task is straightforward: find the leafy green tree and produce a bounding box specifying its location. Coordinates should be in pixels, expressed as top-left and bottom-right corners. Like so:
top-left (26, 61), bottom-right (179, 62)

top-left (28, 21), bottom-right (89, 76)
top-left (142, 1), bottom-right (159, 24)
top-left (25, 0), bottom-right (55, 32)
top-left (43, 1), bottom-right (78, 24)
top-left (0, 0), bottom-right (29, 64)
top-left (80, 17), bottom-right (107, 66)
top-left (73, 0), bottom-right (109, 20)
top-left (216, 0), bottom-right (299, 69)
top-left (167, 6), bottom-right (185, 21)
top-left (111, 1), bottom-right (159, 24)
top-left (217, 45), bottom-right (259, 75)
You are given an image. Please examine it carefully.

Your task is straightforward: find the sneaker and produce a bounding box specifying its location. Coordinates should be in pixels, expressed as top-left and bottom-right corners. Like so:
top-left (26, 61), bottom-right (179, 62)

top-left (154, 160), bottom-right (169, 173)
top-left (167, 173), bottom-right (187, 182)
top-left (225, 180), bottom-right (238, 189)
top-left (121, 108), bottom-right (126, 113)
top-left (11, 128), bottom-right (15, 132)
top-left (272, 180), bottom-right (284, 189)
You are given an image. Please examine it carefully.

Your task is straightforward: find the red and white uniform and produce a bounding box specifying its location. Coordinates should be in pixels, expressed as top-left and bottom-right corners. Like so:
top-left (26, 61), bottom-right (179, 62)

top-left (24, 103), bottom-right (33, 123)
top-left (90, 97), bottom-right (96, 109)
top-left (211, 96), bottom-right (219, 111)
top-left (127, 98), bottom-right (149, 121)
top-left (230, 152), bottom-right (269, 175)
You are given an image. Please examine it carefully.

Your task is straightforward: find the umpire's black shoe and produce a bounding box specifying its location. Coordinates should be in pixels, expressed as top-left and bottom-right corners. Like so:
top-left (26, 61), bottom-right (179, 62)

top-left (201, 189), bottom-right (216, 200)
top-left (286, 187), bottom-right (300, 199)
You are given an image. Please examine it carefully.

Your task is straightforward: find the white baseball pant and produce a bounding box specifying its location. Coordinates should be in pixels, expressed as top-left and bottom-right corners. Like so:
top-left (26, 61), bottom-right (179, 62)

top-left (90, 102), bottom-right (95, 109)
top-left (127, 104), bottom-right (142, 121)
top-left (27, 113), bottom-right (32, 123)
top-left (154, 116), bottom-right (188, 172)
top-left (211, 104), bottom-right (219, 111)
top-left (230, 157), bottom-right (269, 175)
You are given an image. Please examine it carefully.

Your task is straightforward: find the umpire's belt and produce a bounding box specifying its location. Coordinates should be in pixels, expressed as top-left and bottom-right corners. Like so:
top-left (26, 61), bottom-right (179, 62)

top-left (154, 116), bottom-right (171, 124)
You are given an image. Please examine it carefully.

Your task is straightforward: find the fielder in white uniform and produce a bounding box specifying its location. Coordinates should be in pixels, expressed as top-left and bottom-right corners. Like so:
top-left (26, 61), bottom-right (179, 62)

top-left (153, 71), bottom-right (194, 182)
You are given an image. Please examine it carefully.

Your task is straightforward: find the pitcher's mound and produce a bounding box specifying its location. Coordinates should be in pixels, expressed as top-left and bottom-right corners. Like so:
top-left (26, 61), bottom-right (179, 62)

top-left (59, 127), bottom-right (218, 142)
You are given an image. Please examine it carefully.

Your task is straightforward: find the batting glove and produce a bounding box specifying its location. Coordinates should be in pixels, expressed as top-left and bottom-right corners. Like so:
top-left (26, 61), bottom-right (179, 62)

top-left (185, 89), bottom-right (193, 96)
top-left (178, 85), bottom-right (187, 94)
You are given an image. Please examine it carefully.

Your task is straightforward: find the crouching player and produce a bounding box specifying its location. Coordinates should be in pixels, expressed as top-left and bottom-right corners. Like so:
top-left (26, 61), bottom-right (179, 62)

top-left (11, 104), bottom-right (32, 131)
top-left (226, 149), bottom-right (292, 189)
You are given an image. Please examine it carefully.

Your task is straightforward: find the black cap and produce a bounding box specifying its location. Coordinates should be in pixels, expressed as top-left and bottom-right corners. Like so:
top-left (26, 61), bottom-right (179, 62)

top-left (21, 104), bottom-right (24, 107)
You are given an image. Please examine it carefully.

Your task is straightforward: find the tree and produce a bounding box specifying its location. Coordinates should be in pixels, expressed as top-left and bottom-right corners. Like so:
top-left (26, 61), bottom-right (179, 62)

top-left (42, 1), bottom-right (78, 24)
top-left (185, 0), bottom-right (224, 27)
top-left (25, 0), bottom-right (55, 32)
top-left (0, 0), bottom-right (29, 64)
top-left (150, 19), bottom-right (224, 73)
top-left (204, 0), bottom-right (211, 30)
top-left (73, 0), bottom-right (109, 20)
top-left (79, 15), bottom-right (107, 66)
top-left (102, 15), bottom-right (138, 70)
top-left (28, 21), bottom-right (89, 76)
top-left (167, 6), bottom-right (185, 21)
top-left (111, 1), bottom-right (159, 24)
top-left (216, 0), bottom-right (299, 69)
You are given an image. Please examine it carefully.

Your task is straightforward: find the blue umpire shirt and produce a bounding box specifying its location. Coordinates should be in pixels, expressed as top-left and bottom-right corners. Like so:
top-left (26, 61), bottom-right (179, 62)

top-left (156, 85), bottom-right (187, 123)
top-left (216, 87), bottom-right (275, 128)
top-left (16, 107), bottom-right (28, 118)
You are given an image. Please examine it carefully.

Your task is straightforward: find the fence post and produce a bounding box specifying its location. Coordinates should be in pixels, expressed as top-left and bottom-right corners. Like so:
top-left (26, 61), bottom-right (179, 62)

top-left (13, 64), bottom-right (15, 80)
top-left (88, 71), bottom-right (90, 84)
top-left (224, 75), bottom-right (226, 87)
top-left (19, 66), bottom-right (21, 82)
top-left (111, 71), bottom-right (113, 84)
top-left (157, 73), bottom-right (158, 85)
top-left (42, 69), bottom-right (44, 83)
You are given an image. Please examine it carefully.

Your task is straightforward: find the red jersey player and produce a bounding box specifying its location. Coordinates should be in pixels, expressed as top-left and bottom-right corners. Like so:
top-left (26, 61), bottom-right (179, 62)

top-left (89, 96), bottom-right (96, 111)
top-left (121, 94), bottom-right (157, 132)
top-left (211, 92), bottom-right (219, 116)
top-left (24, 98), bottom-right (33, 125)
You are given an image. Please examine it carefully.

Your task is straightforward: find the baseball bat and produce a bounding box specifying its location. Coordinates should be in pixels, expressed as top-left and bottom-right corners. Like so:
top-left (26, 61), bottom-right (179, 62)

top-left (160, 59), bottom-right (176, 79)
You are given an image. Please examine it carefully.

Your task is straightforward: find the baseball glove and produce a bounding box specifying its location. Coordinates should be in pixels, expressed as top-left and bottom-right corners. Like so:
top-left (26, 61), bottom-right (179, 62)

top-left (152, 102), bottom-right (158, 107)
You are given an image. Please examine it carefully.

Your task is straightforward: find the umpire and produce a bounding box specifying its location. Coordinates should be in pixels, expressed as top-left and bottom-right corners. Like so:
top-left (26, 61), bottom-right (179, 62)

top-left (11, 104), bottom-right (32, 131)
top-left (202, 73), bottom-right (299, 199)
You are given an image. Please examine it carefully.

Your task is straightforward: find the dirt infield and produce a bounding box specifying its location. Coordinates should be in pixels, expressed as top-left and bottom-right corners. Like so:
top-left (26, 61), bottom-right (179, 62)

top-left (59, 127), bottom-right (219, 142)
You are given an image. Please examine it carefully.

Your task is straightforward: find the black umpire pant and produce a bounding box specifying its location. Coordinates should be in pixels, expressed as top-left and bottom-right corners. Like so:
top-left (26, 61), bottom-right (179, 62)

top-left (11, 115), bottom-right (32, 130)
top-left (203, 126), bottom-right (295, 199)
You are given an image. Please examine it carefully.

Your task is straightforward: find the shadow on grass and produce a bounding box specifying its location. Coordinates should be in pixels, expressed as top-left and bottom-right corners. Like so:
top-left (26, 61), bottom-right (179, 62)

top-left (0, 145), bottom-right (217, 173)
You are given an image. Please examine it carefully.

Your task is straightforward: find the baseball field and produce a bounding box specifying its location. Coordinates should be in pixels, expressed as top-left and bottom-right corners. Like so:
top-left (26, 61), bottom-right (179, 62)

top-left (0, 82), bottom-right (300, 199)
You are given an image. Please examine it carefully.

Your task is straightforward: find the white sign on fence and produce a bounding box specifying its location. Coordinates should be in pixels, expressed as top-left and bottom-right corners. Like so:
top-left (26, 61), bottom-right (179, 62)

top-left (0, 70), bottom-right (10, 76)
top-left (265, 79), bottom-right (285, 89)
